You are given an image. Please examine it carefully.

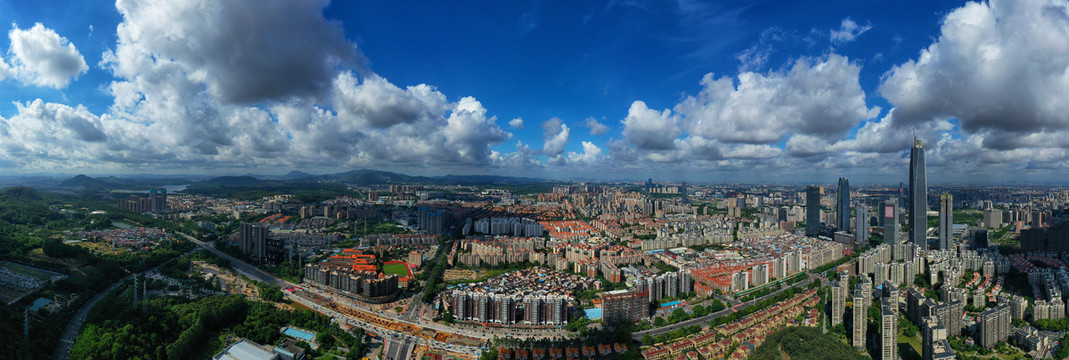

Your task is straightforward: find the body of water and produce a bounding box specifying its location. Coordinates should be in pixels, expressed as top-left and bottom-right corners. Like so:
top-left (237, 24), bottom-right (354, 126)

top-left (282, 327), bottom-right (315, 342)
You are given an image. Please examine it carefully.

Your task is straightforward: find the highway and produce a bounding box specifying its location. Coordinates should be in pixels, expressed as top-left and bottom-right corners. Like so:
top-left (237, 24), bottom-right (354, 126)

top-left (182, 231), bottom-right (822, 351)
top-left (179, 232), bottom-right (487, 357)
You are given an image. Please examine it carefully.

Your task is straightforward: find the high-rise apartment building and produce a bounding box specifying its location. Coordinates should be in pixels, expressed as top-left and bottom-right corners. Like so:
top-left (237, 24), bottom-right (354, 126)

top-left (239, 222), bottom-right (269, 264)
top-left (732, 271), bottom-right (750, 293)
top-left (753, 264), bottom-right (770, 286)
top-left (601, 289), bottom-right (650, 325)
top-left (880, 298), bottom-right (898, 360)
top-left (806, 186), bottom-right (821, 237)
top-left (921, 316), bottom-right (955, 360)
top-left (939, 193), bottom-right (953, 250)
top-left (910, 138), bottom-right (927, 246)
top-left (933, 300), bottom-right (964, 338)
top-left (979, 304), bottom-right (1010, 348)
top-left (149, 188), bottom-right (167, 213)
top-left (831, 283), bottom-right (846, 326)
top-left (837, 177), bottom-right (851, 232)
top-left (852, 289), bottom-right (867, 349)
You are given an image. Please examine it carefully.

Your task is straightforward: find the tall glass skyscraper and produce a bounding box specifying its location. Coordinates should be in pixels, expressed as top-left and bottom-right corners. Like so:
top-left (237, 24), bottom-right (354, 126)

top-left (806, 185), bottom-right (820, 237)
top-left (836, 177), bottom-right (851, 232)
top-left (909, 138), bottom-right (928, 248)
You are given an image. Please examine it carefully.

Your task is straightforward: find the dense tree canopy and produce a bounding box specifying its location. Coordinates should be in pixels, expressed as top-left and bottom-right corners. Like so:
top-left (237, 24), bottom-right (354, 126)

top-left (751, 326), bottom-right (867, 360)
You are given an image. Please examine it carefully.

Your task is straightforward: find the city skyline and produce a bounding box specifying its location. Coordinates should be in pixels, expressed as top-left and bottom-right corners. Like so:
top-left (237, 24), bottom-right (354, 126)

top-left (0, 0), bottom-right (1068, 183)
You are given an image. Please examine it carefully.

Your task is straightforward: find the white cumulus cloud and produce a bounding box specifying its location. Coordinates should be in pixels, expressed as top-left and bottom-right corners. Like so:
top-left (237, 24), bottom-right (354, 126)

top-left (542, 117), bottom-right (570, 156)
top-left (108, 0), bottom-right (361, 104)
top-left (677, 54), bottom-right (876, 144)
top-left (7, 23), bottom-right (88, 89)
top-left (880, 0), bottom-right (1069, 151)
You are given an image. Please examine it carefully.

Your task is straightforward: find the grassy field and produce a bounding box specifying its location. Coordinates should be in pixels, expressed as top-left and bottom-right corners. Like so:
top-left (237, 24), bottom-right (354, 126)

top-left (383, 262), bottom-right (411, 277)
top-left (897, 333), bottom-right (922, 360)
top-left (445, 268), bottom-right (509, 285)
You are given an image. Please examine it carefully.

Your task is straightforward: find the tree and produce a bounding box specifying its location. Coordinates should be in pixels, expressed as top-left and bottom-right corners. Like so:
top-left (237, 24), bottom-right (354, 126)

top-left (709, 299), bottom-right (726, 312)
top-left (693, 304), bottom-right (708, 317)
top-left (654, 316), bottom-right (666, 327)
top-left (1055, 334), bottom-right (1069, 359)
top-left (669, 308), bottom-right (688, 323)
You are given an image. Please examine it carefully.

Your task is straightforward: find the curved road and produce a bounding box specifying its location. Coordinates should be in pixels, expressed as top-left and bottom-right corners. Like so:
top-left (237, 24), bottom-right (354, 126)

top-left (52, 273), bottom-right (131, 360)
top-left (52, 253), bottom-right (189, 360)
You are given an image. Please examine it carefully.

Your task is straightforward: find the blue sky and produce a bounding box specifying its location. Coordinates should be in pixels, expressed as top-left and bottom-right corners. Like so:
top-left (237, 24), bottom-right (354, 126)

top-left (0, 0), bottom-right (1068, 183)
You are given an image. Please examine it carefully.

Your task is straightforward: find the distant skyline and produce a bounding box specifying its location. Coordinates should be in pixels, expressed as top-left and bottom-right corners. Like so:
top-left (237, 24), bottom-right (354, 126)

top-left (1, 0), bottom-right (1069, 183)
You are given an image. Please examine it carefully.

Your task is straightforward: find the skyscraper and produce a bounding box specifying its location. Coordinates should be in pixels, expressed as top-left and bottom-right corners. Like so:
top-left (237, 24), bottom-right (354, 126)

top-left (939, 193), bottom-right (953, 250)
top-left (806, 186), bottom-right (820, 237)
top-left (856, 201), bottom-right (869, 245)
top-left (883, 200), bottom-right (900, 245)
top-left (910, 138), bottom-right (927, 247)
top-left (837, 177), bottom-right (851, 232)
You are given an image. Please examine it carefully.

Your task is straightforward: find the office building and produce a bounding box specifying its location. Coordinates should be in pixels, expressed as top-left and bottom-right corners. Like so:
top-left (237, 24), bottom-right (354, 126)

top-left (883, 200), bottom-right (900, 244)
top-left (938, 193), bottom-right (953, 250)
top-left (856, 201), bottom-right (868, 246)
top-left (806, 186), bottom-right (821, 237)
top-left (837, 177), bottom-right (851, 232)
top-left (979, 304), bottom-right (1010, 349)
top-left (909, 138), bottom-right (927, 246)
top-left (983, 209), bottom-right (1003, 229)
top-left (974, 229), bottom-right (989, 250)
top-left (1020, 223), bottom-right (1069, 252)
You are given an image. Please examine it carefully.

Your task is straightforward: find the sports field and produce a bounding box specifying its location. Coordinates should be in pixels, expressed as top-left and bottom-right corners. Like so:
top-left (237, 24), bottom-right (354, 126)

top-left (383, 262), bottom-right (412, 278)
